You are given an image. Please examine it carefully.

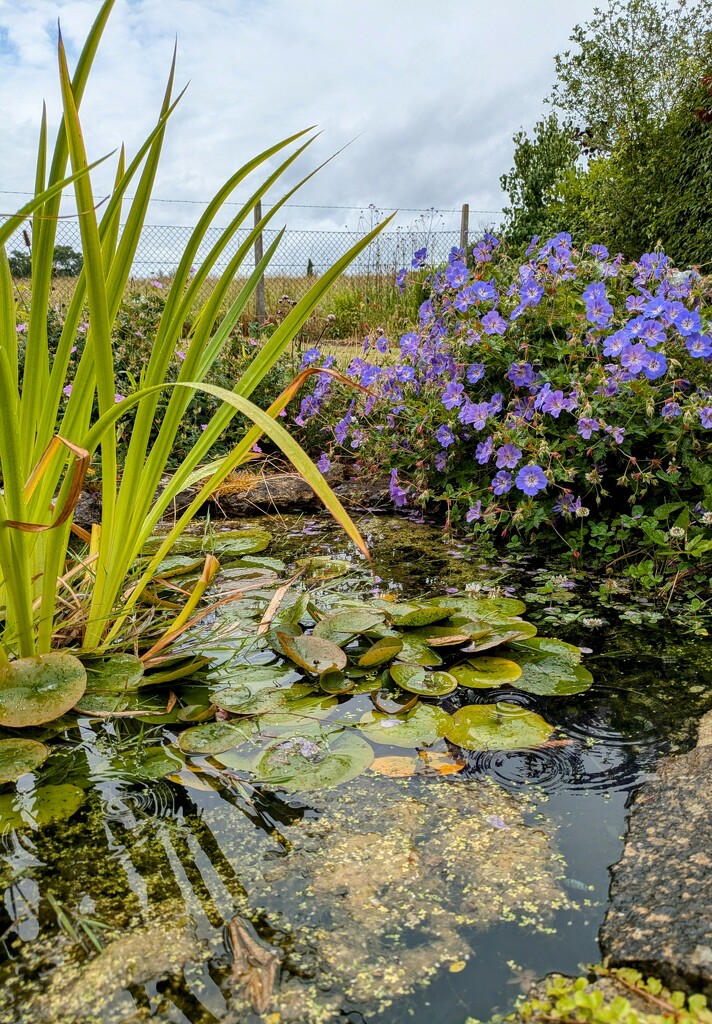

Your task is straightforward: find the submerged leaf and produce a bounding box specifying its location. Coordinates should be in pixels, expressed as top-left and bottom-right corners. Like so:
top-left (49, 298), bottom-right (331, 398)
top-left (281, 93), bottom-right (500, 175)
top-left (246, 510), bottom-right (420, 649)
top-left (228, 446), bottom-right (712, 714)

top-left (178, 719), bottom-right (256, 755)
top-left (359, 704), bottom-right (449, 748)
top-left (0, 738), bottom-right (50, 784)
top-left (0, 783), bottom-right (85, 834)
top-left (252, 729), bottom-right (374, 791)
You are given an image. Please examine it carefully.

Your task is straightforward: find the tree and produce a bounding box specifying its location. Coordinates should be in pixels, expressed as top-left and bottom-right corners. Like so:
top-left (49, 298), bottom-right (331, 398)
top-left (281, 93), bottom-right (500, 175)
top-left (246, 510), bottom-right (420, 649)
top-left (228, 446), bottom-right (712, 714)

top-left (500, 113), bottom-right (580, 246)
top-left (7, 244), bottom-right (84, 278)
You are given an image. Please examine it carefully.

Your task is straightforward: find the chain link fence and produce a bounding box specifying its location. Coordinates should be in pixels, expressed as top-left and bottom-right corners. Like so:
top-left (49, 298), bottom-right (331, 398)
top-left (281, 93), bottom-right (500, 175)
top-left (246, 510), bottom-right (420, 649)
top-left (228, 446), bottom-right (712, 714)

top-left (4, 218), bottom-right (484, 312)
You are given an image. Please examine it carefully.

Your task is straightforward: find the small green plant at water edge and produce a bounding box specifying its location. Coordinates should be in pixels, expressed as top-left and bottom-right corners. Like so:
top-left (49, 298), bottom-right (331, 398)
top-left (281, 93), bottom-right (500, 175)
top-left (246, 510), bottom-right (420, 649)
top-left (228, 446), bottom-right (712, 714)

top-left (0, 1), bottom-right (390, 724)
top-left (471, 966), bottom-right (712, 1024)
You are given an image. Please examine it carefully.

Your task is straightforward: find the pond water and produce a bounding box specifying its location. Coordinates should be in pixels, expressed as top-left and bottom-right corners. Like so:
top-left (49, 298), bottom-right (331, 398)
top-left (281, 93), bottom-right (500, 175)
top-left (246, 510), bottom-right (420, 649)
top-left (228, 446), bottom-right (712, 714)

top-left (1, 515), bottom-right (710, 1024)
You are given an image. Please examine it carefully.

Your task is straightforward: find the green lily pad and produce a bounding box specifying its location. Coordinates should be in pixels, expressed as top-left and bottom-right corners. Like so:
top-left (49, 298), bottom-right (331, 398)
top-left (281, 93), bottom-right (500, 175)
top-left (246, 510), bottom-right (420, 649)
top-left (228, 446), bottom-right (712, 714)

top-left (408, 624), bottom-right (487, 646)
top-left (462, 627), bottom-right (529, 653)
top-left (75, 691), bottom-right (175, 718)
top-left (451, 657), bottom-right (523, 689)
top-left (358, 637), bottom-right (404, 667)
top-left (396, 670), bottom-right (458, 697)
top-left (143, 528), bottom-right (271, 557)
top-left (295, 555), bottom-right (352, 580)
top-left (313, 608), bottom-right (385, 642)
top-left (511, 637), bottom-right (583, 663)
top-left (509, 652), bottom-right (594, 696)
top-left (397, 638), bottom-right (443, 667)
top-left (155, 554), bottom-right (206, 577)
top-left (389, 663), bottom-right (427, 690)
top-left (389, 604), bottom-right (455, 628)
top-left (276, 633), bottom-right (348, 675)
top-left (359, 704), bottom-right (450, 748)
top-left (0, 738), bottom-right (50, 784)
top-left (0, 783), bottom-right (85, 834)
top-left (444, 702), bottom-right (553, 751)
top-left (319, 670), bottom-right (354, 695)
top-left (0, 653), bottom-right (87, 728)
top-left (207, 664), bottom-right (301, 691)
top-left (82, 654), bottom-right (145, 692)
top-left (252, 730), bottom-right (374, 791)
top-left (439, 597), bottom-right (528, 620)
top-left (177, 720), bottom-right (256, 755)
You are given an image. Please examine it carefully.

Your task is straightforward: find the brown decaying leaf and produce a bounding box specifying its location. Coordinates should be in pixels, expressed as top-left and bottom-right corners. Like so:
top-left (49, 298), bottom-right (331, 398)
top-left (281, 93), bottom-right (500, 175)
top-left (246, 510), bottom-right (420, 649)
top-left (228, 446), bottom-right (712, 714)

top-left (6, 435), bottom-right (90, 533)
top-left (228, 915), bottom-right (281, 1014)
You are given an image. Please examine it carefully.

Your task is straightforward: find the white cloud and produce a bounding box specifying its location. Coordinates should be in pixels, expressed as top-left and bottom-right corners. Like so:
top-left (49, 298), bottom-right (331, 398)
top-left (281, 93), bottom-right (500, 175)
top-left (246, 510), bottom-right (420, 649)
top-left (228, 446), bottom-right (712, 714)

top-left (0, 0), bottom-right (601, 232)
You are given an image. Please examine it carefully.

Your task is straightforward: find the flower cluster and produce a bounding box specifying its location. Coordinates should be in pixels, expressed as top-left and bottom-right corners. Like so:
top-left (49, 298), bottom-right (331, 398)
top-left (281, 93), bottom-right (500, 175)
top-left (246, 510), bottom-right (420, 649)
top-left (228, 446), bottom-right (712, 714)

top-left (291, 233), bottom-right (712, 556)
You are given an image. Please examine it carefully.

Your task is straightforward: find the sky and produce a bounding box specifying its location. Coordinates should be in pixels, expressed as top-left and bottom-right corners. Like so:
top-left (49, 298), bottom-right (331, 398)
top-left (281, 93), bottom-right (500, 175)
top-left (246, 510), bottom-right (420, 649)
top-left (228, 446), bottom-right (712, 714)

top-left (0, 0), bottom-right (602, 235)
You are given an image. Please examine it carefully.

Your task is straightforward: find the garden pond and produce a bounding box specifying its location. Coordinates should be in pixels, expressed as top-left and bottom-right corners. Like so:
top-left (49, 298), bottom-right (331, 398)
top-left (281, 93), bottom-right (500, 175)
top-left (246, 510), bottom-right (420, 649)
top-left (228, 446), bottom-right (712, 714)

top-left (0, 514), bottom-right (711, 1024)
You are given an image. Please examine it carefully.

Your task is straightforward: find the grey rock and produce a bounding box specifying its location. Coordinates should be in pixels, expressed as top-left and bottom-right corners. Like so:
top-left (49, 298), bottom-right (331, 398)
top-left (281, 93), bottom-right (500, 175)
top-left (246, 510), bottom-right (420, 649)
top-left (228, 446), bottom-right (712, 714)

top-left (696, 709), bottom-right (712, 748)
top-left (600, 743), bottom-right (712, 996)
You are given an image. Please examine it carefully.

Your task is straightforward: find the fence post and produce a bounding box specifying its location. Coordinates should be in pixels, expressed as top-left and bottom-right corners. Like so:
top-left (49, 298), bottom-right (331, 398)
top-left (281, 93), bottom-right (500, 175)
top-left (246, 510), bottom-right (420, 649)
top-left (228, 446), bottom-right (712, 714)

top-left (459, 203), bottom-right (469, 255)
top-left (253, 200), bottom-right (266, 327)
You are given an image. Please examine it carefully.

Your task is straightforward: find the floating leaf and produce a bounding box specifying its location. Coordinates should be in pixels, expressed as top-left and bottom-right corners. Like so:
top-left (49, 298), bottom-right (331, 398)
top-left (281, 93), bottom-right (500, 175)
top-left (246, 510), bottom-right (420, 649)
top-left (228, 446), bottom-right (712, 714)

top-left (251, 730), bottom-right (373, 791)
top-left (155, 555), bottom-right (206, 578)
top-left (143, 528), bottom-right (271, 557)
top-left (358, 637), bottom-right (404, 667)
top-left (389, 663), bottom-right (426, 690)
top-left (359, 704), bottom-right (449, 748)
top-left (319, 670), bottom-right (354, 695)
top-left (75, 691), bottom-right (176, 718)
top-left (178, 720), bottom-right (256, 755)
top-left (451, 657), bottom-right (523, 689)
top-left (313, 608), bottom-right (385, 641)
top-left (276, 632), bottom-right (347, 675)
top-left (389, 604), bottom-right (455, 628)
top-left (511, 637), bottom-right (583, 663)
top-left (0, 654), bottom-right (87, 728)
top-left (0, 784), bottom-right (85, 834)
top-left (82, 654), bottom-right (145, 692)
top-left (295, 555), bottom-right (352, 580)
top-left (393, 666), bottom-right (458, 697)
top-left (210, 683), bottom-right (323, 716)
top-left (0, 738), bottom-right (50, 784)
top-left (438, 596), bottom-right (527, 620)
top-left (208, 664), bottom-right (301, 691)
top-left (444, 702), bottom-right (553, 750)
top-left (462, 628), bottom-right (527, 653)
top-left (397, 638), bottom-right (443, 667)
top-left (509, 652), bottom-right (593, 696)
top-left (370, 689), bottom-right (419, 715)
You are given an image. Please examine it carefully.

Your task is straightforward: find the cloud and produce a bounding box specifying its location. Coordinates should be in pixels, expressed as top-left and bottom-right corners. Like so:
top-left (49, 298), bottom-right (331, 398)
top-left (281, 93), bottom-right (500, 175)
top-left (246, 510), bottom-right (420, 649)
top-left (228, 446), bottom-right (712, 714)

top-left (0, 0), bottom-right (601, 231)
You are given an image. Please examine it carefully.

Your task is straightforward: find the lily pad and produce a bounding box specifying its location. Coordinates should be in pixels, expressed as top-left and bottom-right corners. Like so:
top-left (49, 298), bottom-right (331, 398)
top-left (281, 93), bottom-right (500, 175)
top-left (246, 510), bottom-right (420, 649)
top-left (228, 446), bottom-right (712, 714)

top-left (0, 783), bottom-right (85, 834)
top-left (509, 652), bottom-right (594, 696)
top-left (0, 738), bottom-right (50, 784)
top-left (451, 657), bottom-right (523, 689)
top-left (177, 719), bottom-right (256, 755)
top-left (82, 654), bottom-right (145, 692)
top-left (389, 663), bottom-right (427, 690)
top-left (276, 633), bottom-right (348, 675)
top-left (389, 604), bottom-right (455, 628)
top-left (511, 637), bottom-right (583, 663)
top-left (155, 554), bottom-right (206, 577)
top-left (397, 669), bottom-right (459, 697)
top-left (252, 730), bottom-right (374, 791)
top-left (438, 596), bottom-right (528, 620)
top-left (444, 702), bottom-right (553, 751)
top-left (0, 653), bottom-right (87, 728)
top-left (319, 670), bottom-right (355, 695)
top-left (210, 682), bottom-right (317, 715)
top-left (397, 638), bottom-right (443, 667)
top-left (358, 637), bottom-right (404, 667)
top-left (359, 704), bottom-right (449, 748)
top-left (108, 745), bottom-right (183, 781)
top-left (313, 608), bottom-right (385, 642)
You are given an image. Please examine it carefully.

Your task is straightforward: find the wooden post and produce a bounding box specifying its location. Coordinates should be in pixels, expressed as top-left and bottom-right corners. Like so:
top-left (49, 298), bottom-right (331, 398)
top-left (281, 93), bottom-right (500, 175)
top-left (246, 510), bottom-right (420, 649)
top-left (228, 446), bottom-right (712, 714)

top-left (459, 203), bottom-right (470, 254)
top-left (253, 200), bottom-right (266, 327)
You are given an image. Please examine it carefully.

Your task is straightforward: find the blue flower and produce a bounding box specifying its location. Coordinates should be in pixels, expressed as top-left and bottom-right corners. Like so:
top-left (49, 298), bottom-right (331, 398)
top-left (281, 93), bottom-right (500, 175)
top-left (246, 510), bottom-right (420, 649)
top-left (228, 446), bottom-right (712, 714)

top-left (445, 260), bottom-right (469, 289)
top-left (458, 399), bottom-right (489, 430)
top-left (661, 401), bottom-right (681, 419)
top-left (677, 309), bottom-right (702, 336)
top-left (641, 351), bottom-right (667, 380)
top-left (492, 470), bottom-right (513, 495)
top-left (541, 389), bottom-right (568, 418)
top-left (577, 417), bottom-right (600, 439)
top-left (316, 453), bottom-right (331, 473)
top-left (602, 329), bottom-right (630, 357)
top-left (465, 502), bottom-right (482, 523)
top-left (590, 244), bottom-right (609, 260)
top-left (495, 443), bottom-right (522, 469)
top-left (389, 469), bottom-right (409, 506)
top-left (475, 436), bottom-right (494, 464)
top-left (300, 347), bottom-right (321, 368)
top-left (515, 464), bottom-right (548, 496)
top-left (412, 248), bottom-right (427, 269)
top-left (686, 334), bottom-right (712, 358)
top-left (507, 362), bottom-right (535, 387)
top-left (471, 280), bottom-right (497, 302)
top-left (376, 336), bottom-right (389, 354)
top-left (699, 407), bottom-right (712, 429)
top-left (620, 342), bottom-right (647, 376)
top-left (639, 320), bottom-right (666, 347)
top-left (466, 362), bottom-right (485, 383)
top-left (395, 268), bottom-right (407, 294)
top-left (436, 424), bottom-right (456, 448)
top-left (481, 310), bottom-right (507, 335)
top-left (441, 381), bottom-right (464, 409)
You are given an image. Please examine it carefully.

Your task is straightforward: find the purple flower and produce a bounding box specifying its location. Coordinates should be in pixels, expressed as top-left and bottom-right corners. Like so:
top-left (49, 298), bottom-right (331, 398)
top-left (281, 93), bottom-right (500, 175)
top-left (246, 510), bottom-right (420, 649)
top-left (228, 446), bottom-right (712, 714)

top-left (602, 329), bottom-right (631, 357)
top-left (466, 502), bottom-right (482, 523)
top-left (639, 320), bottom-right (666, 347)
top-left (434, 450), bottom-right (449, 471)
top-left (441, 381), bottom-right (464, 409)
top-left (519, 278), bottom-right (544, 306)
top-left (316, 453), bottom-right (331, 473)
top-left (641, 351), bottom-right (667, 380)
top-left (376, 336), bottom-right (389, 354)
top-left (492, 470), bottom-right (513, 495)
top-left (400, 332), bottom-right (420, 358)
top-left (541, 389), bottom-right (568, 418)
top-left (475, 436), bottom-right (494, 464)
top-left (395, 268), bottom-right (407, 293)
top-left (582, 282), bottom-right (613, 325)
top-left (488, 392), bottom-right (504, 414)
top-left (411, 248), bottom-right (427, 269)
top-left (16, 323), bottom-right (27, 333)
top-left (470, 280), bottom-right (497, 302)
top-left (515, 464), bottom-right (548, 496)
top-left (445, 260), bottom-right (469, 289)
top-left (495, 443), bottom-right (522, 469)
top-left (661, 401), bottom-right (681, 419)
top-left (677, 309), bottom-right (702, 336)
top-left (436, 424), bottom-right (456, 448)
top-left (150, 280), bottom-right (163, 289)
top-left (466, 362), bottom-right (485, 383)
top-left (577, 417), bottom-right (600, 439)
top-left (301, 347), bottom-right (321, 368)
top-left (605, 425), bottom-right (626, 443)
top-left (686, 334), bottom-right (712, 358)
top-left (507, 362), bottom-right (535, 387)
top-left (626, 294), bottom-right (647, 313)
top-left (62, 384), bottom-right (73, 398)
top-left (645, 296), bottom-right (669, 319)
top-left (459, 399), bottom-right (489, 430)
top-left (389, 469), bottom-right (409, 506)
top-left (699, 407), bottom-right (712, 429)
top-left (114, 393), bottom-right (125, 403)
top-left (481, 310), bottom-right (507, 335)
top-left (590, 244), bottom-right (609, 260)
top-left (620, 342), bottom-right (647, 376)
top-left (395, 363), bottom-right (416, 383)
